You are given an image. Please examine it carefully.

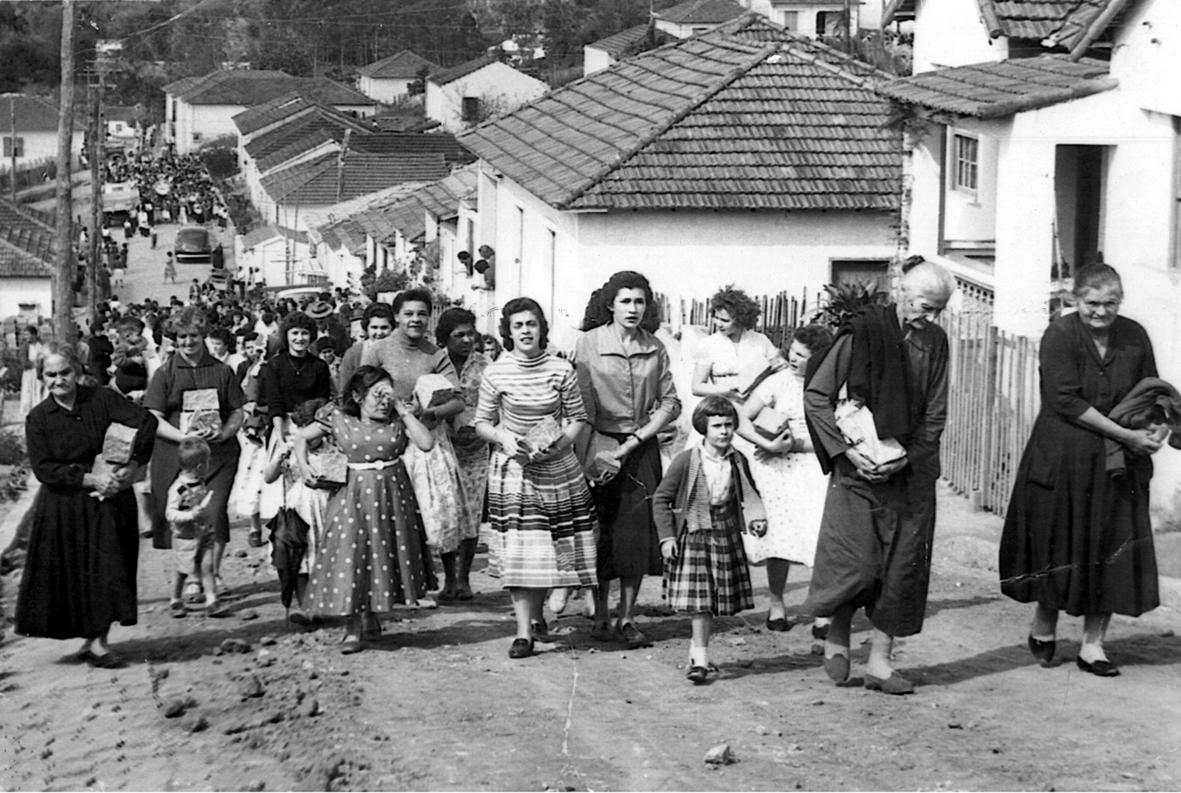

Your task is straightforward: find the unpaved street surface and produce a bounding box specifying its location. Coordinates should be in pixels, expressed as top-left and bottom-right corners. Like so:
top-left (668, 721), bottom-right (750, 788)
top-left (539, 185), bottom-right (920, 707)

top-left (2, 486), bottom-right (1180, 791)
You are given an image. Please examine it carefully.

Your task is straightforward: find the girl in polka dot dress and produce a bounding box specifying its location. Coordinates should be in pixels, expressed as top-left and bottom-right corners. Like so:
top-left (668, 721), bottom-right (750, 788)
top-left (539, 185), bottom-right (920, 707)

top-left (295, 366), bottom-right (437, 654)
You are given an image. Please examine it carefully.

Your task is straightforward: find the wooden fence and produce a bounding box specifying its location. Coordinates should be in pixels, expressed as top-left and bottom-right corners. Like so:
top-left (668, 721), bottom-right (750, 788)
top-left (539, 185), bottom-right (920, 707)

top-left (939, 308), bottom-right (1040, 518)
top-left (670, 289), bottom-right (810, 348)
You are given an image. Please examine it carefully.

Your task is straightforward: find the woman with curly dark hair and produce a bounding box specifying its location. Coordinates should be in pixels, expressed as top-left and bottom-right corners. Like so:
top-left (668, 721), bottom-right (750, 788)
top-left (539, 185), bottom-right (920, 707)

top-left (264, 310), bottom-right (332, 444)
top-left (691, 285), bottom-right (780, 404)
top-left (573, 271), bottom-right (681, 648)
top-left (436, 307), bottom-right (488, 599)
top-left (295, 365), bottom-right (436, 653)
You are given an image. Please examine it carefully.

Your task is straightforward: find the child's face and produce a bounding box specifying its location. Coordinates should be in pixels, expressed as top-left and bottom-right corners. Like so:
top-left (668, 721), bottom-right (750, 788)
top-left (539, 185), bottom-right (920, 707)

top-left (704, 415), bottom-right (735, 451)
top-left (317, 348), bottom-right (336, 365)
top-left (119, 327), bottom-right (142, 345)
top-left (185, 460), bottom-right (208, 479)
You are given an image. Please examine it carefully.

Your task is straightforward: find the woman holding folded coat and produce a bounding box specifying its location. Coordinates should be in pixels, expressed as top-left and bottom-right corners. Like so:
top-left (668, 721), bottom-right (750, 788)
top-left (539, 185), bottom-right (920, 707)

top-left (1000, 264), bottom-right (1166, 678)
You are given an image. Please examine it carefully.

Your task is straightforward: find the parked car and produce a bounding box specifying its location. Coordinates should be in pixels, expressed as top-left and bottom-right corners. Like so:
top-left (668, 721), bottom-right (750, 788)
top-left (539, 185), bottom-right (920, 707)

top-left (174, 226), bottom-right (212, 264)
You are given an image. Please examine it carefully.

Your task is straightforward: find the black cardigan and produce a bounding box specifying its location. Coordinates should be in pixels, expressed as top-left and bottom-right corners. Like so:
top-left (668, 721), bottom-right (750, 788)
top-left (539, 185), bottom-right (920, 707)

top-left (263, 352), bottom-right (331, 416)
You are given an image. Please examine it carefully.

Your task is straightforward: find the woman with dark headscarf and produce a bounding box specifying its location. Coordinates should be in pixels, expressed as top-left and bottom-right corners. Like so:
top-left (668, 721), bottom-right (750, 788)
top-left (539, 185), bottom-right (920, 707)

top-left (573, 271), bottom-right (681, 648)
top-left (16, 349), bottom-right (157, 667)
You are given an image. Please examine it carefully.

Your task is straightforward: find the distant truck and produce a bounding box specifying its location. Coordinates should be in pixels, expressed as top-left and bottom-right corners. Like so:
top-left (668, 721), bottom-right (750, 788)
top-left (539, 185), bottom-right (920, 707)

top-left (102, 181), bottom-right (138, 218)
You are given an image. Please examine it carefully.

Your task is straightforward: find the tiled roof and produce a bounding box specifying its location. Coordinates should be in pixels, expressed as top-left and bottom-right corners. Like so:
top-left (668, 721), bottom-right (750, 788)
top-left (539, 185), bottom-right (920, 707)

top-left (104, 106), bottom-right (138, 123)
top-left (241, 224), bottom-right (282, 248)
top-left (357, 49), bottom-right (438, 79)
top-left (978, 0), bottom-right (1123, 50)
top-left (428, 55), bottom-right (499, 86)
top-left (459, 15), bottom-right (901, 212)
top-left (232, 92), bottom-right (316, 136)
top-left (260, 151), bottom-right (448, 205)
top-left (883, 0), bottom-right (1127, 53)
top-left (877, 54), bottom-right (1115, 118)
top-left (654, 0), bottom-right (747, 25)
top-left (163, 71), bottom-right (374, 107)
top-left (244, 109), bottom-right (374, 162)
top-left (587, 23), bottom-right (653, 57)
top-left (0, 94), bottom-right (83, 132)
top-left (0, 200), bottom-right (55, 277)
top-left (374, 165), bottom-right (478, 244)
top-left (349, 132), bottom-right (473, 165)
top-left (255, 129), bottom-right (339, 174)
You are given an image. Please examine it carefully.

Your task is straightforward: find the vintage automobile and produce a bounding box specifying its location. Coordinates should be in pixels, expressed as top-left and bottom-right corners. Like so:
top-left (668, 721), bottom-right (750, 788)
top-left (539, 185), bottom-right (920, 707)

top-left (174, 225), bottom-right (212, 264)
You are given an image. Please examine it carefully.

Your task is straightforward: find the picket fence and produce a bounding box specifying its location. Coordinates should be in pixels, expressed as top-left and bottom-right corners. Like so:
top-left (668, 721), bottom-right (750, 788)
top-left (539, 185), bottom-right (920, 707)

top-left (938, 303), bottom-right (1040, 518)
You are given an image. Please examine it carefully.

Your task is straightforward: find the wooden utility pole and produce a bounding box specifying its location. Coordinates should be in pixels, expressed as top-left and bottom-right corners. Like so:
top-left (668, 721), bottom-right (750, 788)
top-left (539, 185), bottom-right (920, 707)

top-left (54, 0), bottom-right (78, 346)
top-left (88, 79), bottom-right (102, 319)
top-left (8, 97), bottom-right (15, 204)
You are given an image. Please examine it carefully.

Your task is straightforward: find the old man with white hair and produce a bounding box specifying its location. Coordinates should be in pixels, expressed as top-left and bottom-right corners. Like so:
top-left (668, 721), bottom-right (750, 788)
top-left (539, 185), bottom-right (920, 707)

top-left (802, 260), bottom-right (956, 695)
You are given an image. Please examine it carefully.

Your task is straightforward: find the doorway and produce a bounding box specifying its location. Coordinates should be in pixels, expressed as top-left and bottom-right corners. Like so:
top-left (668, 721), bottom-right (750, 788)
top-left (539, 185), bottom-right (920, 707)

top-left (1054, 145), bottom-right (1106, 280)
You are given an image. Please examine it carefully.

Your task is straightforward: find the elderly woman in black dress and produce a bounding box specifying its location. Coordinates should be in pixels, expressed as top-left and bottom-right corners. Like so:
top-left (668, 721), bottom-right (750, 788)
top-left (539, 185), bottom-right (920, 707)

top-left (1000, 264), bottom-right (1165, 677)
top-left (145, 307), bottom-right (245, 592)
top-left (574, 271), bottom-right (681, 648)
top-left (15, 350), bottom-right (157, 667)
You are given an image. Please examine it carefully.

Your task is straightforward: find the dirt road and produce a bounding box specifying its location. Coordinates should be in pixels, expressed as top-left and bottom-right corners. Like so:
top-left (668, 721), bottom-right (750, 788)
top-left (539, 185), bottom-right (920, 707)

top-left (2, 484), bottom-right (1180, 791)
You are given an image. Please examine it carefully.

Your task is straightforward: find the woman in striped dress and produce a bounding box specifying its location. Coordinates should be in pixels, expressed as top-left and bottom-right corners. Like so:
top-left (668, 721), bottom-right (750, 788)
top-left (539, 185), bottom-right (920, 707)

top-left (475, 298), bottom-right (598, 659)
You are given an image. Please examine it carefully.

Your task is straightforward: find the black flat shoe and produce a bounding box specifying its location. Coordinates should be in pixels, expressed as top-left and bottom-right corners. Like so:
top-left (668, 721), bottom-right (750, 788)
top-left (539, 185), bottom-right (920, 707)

top-left (84, 650), bottom-right (127, 669)
top-left (509, 638), bottom-right (534, 659)
top-left (530, 618), bottom-right (552, 642)
top-left (811, 623), bottom-right (829, 641)
top-left (764, 616), bottom-right (792, 632)
top-left (686, 665), bottom-right (709, 684)
top-left (822, 652), bottom-right (850, 684)
top-left (1076, 657), bottom-right (1120, 677)
top-left (1028, 635), bottom-right (1056, 665)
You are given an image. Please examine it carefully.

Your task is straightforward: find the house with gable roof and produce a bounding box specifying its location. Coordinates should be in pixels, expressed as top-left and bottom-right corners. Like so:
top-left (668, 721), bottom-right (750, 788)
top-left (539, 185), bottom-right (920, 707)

top-left (878, 0), bottom-right (1181, 510)
top-left (163, 70), bottom-right (377, 154)
top-left (356, 50), bottom-right (439, 103)
top-left (0, 199), bottom-right (56, 317)
top-left (0, 94), bottom-right (84, 173)
top-left (424, 56), bottom-right (549, 133)
top-left (459, 15), bottom-right (903, 335)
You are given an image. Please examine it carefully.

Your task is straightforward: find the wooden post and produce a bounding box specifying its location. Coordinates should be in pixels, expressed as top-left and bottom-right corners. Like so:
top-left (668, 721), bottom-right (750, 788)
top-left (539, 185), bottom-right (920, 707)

top-left (88, 81), bottom-right (101, 319)
top-left (54, 0), bottom-right (78, 346)
top-left (8, 96), bottom-right (16, 204)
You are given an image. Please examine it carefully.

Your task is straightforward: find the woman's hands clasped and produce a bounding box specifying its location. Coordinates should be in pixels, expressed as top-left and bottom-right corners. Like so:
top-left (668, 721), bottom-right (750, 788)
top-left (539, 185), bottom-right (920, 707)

top-left (1123, 425), bottom-right (1165, 456)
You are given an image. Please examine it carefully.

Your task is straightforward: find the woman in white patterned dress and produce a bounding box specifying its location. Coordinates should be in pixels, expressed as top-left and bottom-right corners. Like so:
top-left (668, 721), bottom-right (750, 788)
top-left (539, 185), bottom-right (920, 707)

top-left (737, 324), bottom-right (834, 636)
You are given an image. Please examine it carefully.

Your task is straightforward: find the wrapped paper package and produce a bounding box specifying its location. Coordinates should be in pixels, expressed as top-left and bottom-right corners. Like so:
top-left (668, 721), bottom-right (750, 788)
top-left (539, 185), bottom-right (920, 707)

top-left (414, 373), bottom-right (456, 410)
top-left (751, 406), bottom-right (791, 440)
top-left (307, 447), bottom-right (348, 488)
top-left (732, 359), bottom-right (773, 398)
top-left (523, 415), bottom-right (564, 455)
top-left (180, 388), bottom-right (222, 436)
top-left (834, 400), bottom-right (907, 467)
top-left (581, 432), bottom-right (621, 483)
top-left (101, 422), bottom-right (138, 464)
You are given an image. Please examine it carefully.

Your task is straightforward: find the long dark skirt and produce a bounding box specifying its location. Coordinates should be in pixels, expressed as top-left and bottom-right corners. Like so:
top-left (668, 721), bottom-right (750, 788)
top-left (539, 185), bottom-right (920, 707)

top-left (591, 435), bottom-right (663, 581)
top-left (151, 435), bottom-right (240, 549)
top-left (1000, 440), bottom-right (1159, 617)
top-left (804, 459), bottom-right (937, 638)
top-left (16, 487), bottom-right (140, 639)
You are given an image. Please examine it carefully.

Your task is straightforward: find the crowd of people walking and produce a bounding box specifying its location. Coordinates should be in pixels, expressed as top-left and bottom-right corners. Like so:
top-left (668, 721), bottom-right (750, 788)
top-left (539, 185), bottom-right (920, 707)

top-left (6, 259), bottom-right (1173, 692)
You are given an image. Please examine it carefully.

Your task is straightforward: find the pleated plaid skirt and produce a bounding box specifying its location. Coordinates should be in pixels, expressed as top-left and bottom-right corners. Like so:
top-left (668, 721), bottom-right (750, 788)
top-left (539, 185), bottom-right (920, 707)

top-left (487, 447), bottom-right (598, 589)
top-left (662, 503), bottom-right (754, 616)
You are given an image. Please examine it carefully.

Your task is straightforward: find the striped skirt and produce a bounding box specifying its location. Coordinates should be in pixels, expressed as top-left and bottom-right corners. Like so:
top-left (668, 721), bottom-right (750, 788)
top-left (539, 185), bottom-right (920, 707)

top-left (662, 504), bottom-right (754, 616)
top-left (487, 447), bottom-right (598, 589)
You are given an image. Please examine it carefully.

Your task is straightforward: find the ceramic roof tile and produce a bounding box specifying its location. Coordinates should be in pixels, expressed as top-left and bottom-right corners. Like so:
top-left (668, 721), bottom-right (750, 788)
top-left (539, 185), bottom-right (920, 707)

top-left (655, 0), bottom-right (747, 25)
top-left (429, 55), bottom-right (499, 86)
top-left (260, 151), bottom-right (448, 205)
top-left (0, 93), bottom-right (83, 132)
top-left (587, 24), bottom-right (654, 57)
top-left (163, 71), bottom-right (374, 107)
top-left (884, 0), bottom-right (1128, 51)
top-left (0, 199), bottom-right (55, 276)
top-left (459, 15), bottom-right (902, 212)
top-left (877, 54), bottom-right (1115, 118)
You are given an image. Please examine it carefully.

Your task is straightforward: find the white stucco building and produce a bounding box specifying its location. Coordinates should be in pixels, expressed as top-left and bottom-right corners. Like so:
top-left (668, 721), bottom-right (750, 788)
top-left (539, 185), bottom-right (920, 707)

top-left (879, 0), bottom-right (1181, 512)
top-left (0, 94), bottom-right (83, 174)
top-left (424, 57), bottom-right (548, 133)
top-left (163, 71), bottom-right (377, 155)
top-left (356, 50), bottom-right (438, 103)
top-left (460, 15), bottom-right (902, 337)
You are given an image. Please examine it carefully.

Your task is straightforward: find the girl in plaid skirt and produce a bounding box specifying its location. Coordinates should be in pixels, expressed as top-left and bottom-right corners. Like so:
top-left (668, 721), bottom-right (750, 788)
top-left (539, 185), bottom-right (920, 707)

top-left (653, 396), bottom-right (762, 683)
